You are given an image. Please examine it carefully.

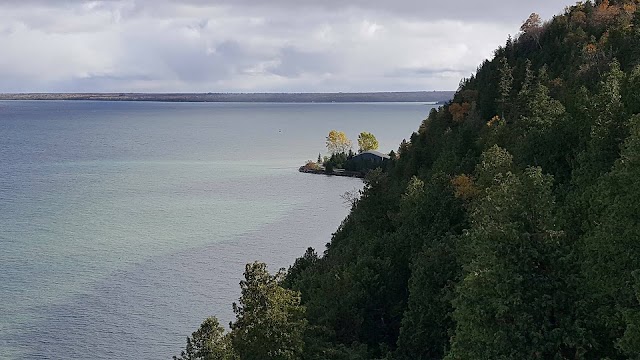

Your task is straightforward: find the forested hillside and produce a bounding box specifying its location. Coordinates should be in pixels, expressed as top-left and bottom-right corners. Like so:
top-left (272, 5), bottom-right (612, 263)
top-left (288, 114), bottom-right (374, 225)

top-left (177, 1), bottom-right (640, 359)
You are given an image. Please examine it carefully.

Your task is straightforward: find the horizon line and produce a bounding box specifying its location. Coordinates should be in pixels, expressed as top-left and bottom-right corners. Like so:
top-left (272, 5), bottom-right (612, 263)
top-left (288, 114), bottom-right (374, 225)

top-left (0, 90), bottom-right (455, 95)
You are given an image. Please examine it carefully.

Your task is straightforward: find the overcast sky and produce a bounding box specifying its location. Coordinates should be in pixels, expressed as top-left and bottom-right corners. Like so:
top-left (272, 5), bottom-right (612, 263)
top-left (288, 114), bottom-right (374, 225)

top-left (0, 0), bottom-right (577, 93)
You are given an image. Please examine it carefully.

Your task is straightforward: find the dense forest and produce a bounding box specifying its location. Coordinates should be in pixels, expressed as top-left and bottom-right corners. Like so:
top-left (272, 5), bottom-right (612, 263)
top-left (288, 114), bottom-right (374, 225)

top-left (176, 1), bottom-right (640, 359)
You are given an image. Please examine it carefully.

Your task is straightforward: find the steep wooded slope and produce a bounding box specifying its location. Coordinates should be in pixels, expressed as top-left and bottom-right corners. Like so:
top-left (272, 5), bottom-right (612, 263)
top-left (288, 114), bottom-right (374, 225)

top-left (285, 2), bottom-right (640, 359)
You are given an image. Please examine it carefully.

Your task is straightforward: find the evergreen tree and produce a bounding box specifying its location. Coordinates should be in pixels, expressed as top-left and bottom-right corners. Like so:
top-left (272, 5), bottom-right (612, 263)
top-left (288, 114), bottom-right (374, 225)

top-left (174, 317), bottom-right (236, 360)
top-left (230, 262), bottom-right (307, 360)
top-left (574, 60), bottom-right (627, 187)
top-left (498, 57), bottom-right (514, 120)
top-left (447, 147), bottom-right (583, 359)
top-left (513, 69), bottom-right (567, 174)
top-left (395, 174), bottom-right (466, 360)
top-left (580, 115), bottom-right (640, 358)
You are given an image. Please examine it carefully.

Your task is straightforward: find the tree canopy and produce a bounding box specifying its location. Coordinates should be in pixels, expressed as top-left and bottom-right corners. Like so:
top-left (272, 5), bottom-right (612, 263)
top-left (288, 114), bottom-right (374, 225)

top-left (326, 130), bottom-right (352, 154)
top-left (175, 263), bottom-right (305, 360)
top-left (357, 132), bottom-right (379, 153)
top-left (173, 317), bottom-right (236, 360)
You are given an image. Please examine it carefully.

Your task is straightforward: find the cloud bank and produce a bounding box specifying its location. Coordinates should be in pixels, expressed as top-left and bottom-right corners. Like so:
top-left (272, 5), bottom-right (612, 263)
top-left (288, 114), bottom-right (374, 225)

top-left (0, 0), bottom-right (577, 92)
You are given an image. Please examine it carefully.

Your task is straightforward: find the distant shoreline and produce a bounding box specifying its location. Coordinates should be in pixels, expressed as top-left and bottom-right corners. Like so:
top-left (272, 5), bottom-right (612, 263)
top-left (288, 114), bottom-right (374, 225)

top-left (0, 91), bottom-right (454, 103)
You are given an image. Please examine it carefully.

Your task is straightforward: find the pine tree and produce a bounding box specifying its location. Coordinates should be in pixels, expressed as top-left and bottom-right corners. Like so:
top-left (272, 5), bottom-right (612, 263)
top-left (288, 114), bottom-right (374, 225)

top-left (447, 147), bottom-right (583, 359)
top-left (174, 317), bottom-right (236, 360)
top-left (574, 60), bottom-right (627, 187)
top-left (498, 57), bottom-right (514, 121)
top-left (230, 262), bottom-right (307, 360)
top-left (580, 115), bottom-right (640, 358)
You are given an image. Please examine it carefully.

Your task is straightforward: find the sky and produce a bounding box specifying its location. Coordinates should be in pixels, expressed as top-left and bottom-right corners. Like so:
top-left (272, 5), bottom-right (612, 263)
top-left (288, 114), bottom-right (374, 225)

top-left (0, 0), bottom-right (578, 93)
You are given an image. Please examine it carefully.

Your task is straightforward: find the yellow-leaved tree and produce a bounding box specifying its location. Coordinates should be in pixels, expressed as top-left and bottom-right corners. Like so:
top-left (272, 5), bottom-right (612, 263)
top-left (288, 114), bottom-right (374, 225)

top-left (357, 132), bottom-right (379, 153)
top-left (326, 130), bottom-right (352, 154)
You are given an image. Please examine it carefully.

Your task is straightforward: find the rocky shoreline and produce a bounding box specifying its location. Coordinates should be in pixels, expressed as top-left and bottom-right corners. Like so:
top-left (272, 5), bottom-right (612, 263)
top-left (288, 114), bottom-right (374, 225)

top-left (298, 166), bottom-right (365, 178)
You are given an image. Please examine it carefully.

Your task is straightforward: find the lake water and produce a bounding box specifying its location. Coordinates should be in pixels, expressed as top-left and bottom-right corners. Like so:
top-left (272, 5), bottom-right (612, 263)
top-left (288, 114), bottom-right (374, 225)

top-left (0, 101), bottom-right (436, 359)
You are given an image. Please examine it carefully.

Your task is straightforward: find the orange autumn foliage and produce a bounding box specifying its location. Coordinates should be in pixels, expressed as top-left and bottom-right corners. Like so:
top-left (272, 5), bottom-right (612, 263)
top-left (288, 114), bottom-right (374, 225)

top-left (449, 102), bottom-right (472, 123)
top-left (487, 115), bottom-right (501, 127)
top-left (451, 174), bottom-right (478, 200)
top-left (584, 43), bottom-right (598, 56)
top-left (571, 10), bottom-right (587, 26)
top-left (623, 3), bottom-right (637, 14)
top-left (593, 0), bottom-right (620, 26)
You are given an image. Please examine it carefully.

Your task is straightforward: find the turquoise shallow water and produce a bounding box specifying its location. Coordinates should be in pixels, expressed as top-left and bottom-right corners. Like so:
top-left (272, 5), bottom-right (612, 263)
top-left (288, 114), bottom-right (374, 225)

top-left (0, 101), bottom-right (436, 359)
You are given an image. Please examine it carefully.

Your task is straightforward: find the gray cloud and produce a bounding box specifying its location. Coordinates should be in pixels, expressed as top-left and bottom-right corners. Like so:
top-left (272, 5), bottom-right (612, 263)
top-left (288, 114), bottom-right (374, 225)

top-left (0, 0), bottom-right (571, 28)
top-left (161, 0), bottom-right (569, 22)
top-left (269, 47), bottom-right (337, 78)
top-left (0, 0), bottom-right (577, 92)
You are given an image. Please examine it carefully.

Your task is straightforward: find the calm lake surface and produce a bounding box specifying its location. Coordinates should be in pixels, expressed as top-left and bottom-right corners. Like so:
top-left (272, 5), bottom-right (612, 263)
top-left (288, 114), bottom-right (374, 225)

top-left (0, 101), bottom-right (436, 359)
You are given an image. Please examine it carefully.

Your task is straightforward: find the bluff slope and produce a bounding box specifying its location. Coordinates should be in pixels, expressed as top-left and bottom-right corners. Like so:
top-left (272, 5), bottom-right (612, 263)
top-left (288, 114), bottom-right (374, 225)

top-left (178, 2), bottom-right (640, 359)
top-left (285, 1), bottom-right (640, 359)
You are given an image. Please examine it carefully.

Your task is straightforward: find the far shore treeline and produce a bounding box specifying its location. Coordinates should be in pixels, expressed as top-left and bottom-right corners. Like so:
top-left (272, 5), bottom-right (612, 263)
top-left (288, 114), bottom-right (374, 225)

top-left (176, 1), bottom-right (640, 359)
top-left (0, 91), bottom-right (454, 103)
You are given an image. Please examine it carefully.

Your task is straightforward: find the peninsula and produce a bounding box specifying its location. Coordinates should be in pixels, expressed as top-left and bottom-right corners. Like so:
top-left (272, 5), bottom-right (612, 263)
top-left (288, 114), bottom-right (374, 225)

top-left (300, 131), bottom-right (392, 178)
